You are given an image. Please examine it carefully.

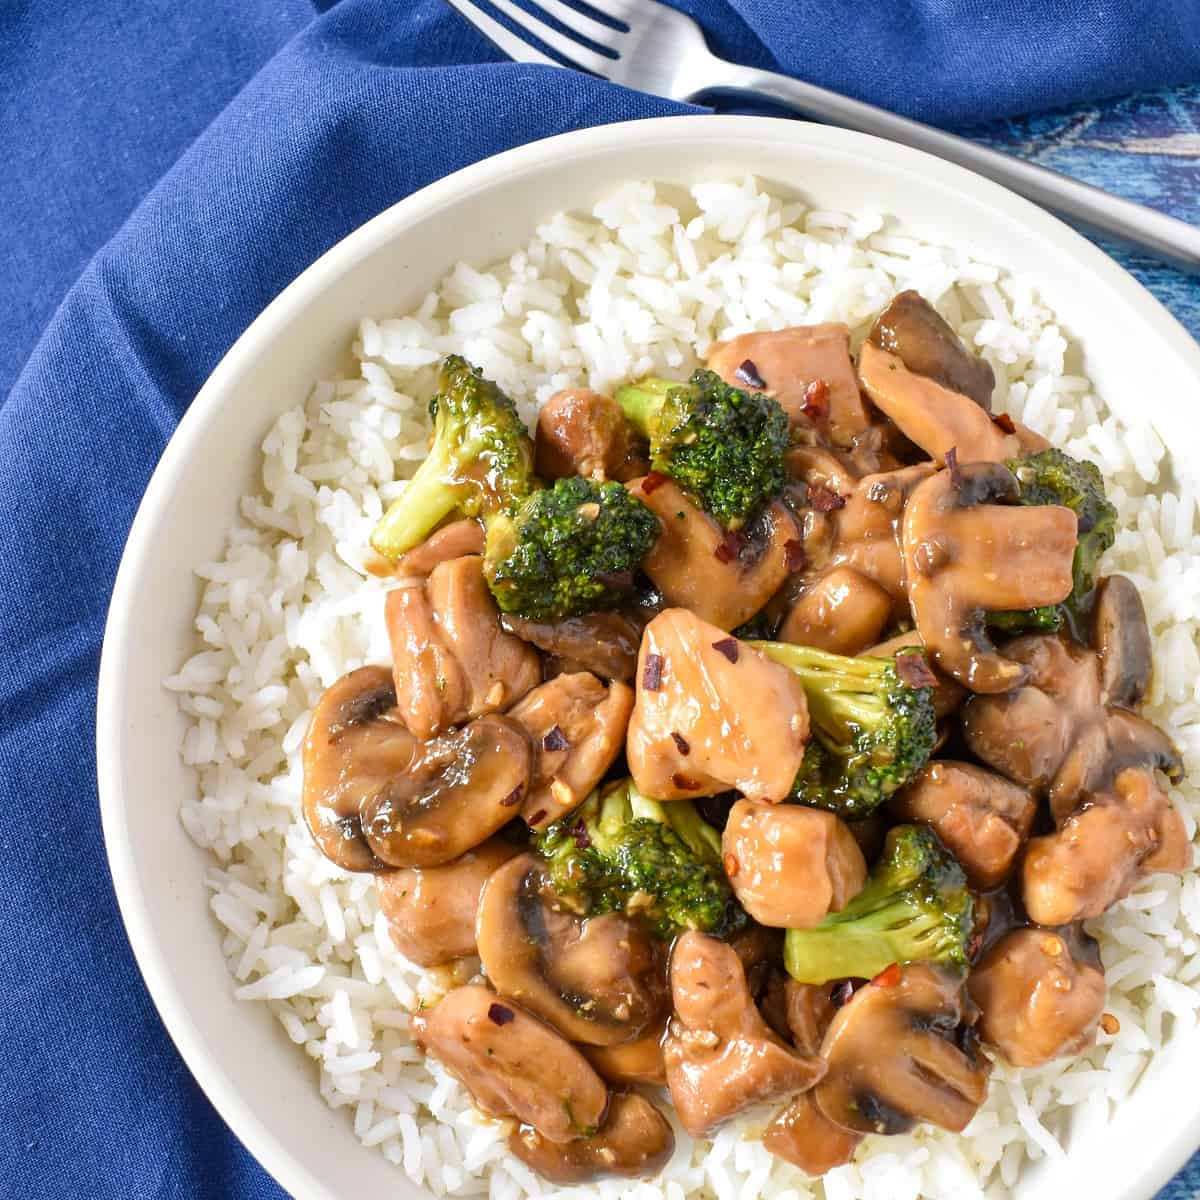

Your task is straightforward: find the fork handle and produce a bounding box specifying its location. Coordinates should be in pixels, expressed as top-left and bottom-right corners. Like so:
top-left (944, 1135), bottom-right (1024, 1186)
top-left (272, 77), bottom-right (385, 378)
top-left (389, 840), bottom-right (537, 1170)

top-left (703, 68), bottom-right (1200, 275)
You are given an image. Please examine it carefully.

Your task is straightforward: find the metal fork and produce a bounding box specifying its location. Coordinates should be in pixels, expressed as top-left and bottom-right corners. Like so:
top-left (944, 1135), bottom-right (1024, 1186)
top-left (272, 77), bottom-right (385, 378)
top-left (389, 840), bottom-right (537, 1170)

top-left (446, 0), bottom-right (1200, 274)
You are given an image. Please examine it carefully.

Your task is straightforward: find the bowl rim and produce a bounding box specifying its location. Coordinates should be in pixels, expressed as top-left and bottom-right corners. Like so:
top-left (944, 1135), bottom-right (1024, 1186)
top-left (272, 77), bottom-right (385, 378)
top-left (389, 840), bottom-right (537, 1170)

top-left (97, 112), bottom-right (1200, 1200)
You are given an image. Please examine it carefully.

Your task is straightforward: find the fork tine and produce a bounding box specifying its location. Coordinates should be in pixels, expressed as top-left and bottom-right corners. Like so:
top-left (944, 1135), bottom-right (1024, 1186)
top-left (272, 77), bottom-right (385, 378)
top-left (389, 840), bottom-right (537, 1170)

top-left (516, 0), bottom-right (627, 47)
top-left (484, 0), bottom-right (618, 75)
top-left (443, 0), bottom-right (559, 67)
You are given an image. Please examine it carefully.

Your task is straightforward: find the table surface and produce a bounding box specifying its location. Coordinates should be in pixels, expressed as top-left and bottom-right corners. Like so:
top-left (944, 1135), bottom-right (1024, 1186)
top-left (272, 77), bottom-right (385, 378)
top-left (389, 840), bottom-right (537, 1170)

top-left (970, 82), bottom-right (1200, 1200)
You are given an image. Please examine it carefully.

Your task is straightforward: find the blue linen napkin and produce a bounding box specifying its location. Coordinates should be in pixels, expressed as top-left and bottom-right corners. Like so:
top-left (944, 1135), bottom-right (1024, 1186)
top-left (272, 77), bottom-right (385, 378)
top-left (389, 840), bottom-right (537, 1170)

top-left (1, 2), bottom-right (1198, 1197)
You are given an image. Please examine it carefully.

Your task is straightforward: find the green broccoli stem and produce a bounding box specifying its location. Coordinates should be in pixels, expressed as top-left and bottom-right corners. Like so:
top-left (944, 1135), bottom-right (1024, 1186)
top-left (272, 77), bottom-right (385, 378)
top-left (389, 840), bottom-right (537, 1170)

top-left (613, 378), bottom-right (673, 436)
top-left (783, 901), bottom-right (919, 983)
top-left (370, 449), bottom-right (472, 560)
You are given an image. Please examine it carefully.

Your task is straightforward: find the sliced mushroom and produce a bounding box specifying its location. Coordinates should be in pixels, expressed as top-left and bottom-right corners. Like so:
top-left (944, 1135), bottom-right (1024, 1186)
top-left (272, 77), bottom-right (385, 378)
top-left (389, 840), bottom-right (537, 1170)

top-left (302, 666), bottom-right (417, 872)
top-left (889, 761), bottom-right (1036, 890)
top-left (867, 290), bottom-right (996, 409)
top-left (500, 609), bottom-right (646, 682)
top-left (663, 932), bottom-right (825, 1138)
top-left (722, 800), bottom-right (867, 929)
top-left (360, 714), bottom-right (531, 868)
top-left (902, 463), bottom-right (1077, 693)
top-left (392, 518), bottom-right (485, 577)
top-left (476, 854), bottom-right (667, 1046)
top-left (705, 323), bottom-right (871, 446)
top-left (813, 964), bottom-right (990, 1135)
top-left (778, 566), bottom-right (893, 655)
top-left (628, 475), bottom-right (801, 631)
top-left (535, 388), bottom-right (648, 483)
top-left (411, 985), bottom-right (608, 1143)
top-left (763, 1091), bottom-right (863, 1176)
top-left (375, 838), bottom-right (520, 966)
top-left (385, 554), bottom-right (541, 740)
top-left (1022, 766), bottom-right (1191, 925)
top-left (961, 633), bottom-right (1183, 821)
top-left (626, 609), bottom-right (809, 802)
top-left (859, 341), bottom-right (1032, 466)
top-left (967, 927), bottom-right (1106, 1067)
top-left (510, 1091), bottom-right (674, 1184)
top-left (582, 1017), bottom-right (668, 1086)
top-left (1093, 574), bottom-right (1153, 710)
top-left (507, 672), bottom-right (634, 830)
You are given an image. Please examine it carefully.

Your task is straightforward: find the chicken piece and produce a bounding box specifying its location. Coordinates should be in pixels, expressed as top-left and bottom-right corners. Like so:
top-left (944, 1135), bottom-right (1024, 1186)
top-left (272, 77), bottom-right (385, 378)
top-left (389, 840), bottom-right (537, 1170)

top-left (901, 463), bottom-right (1076, 693)
top-left (763, 1091), bottom-right (863, 1176)
top-left (626, 609), bottom-right (809, 802)
top-left (761, 974), bottom-right (837, 1056)
top-left (889, 761), bottom-right (1036, 889)
top-left (535, 388), bottom-right (648, 483)
top-left (962, 633), bottom-right (1182, 821)
top-left (867, 289), bottom-right (996, 408)
top-left (706, 324), bottom-right (871, 447)
top-left (301, 666), bottom-right (416, 872)
top-left (722, 800), bottom-right (867, 929)
top-left (582, 1018), bottom-right (668, 1086)
top-left (385, 555), bottom-right (541, 739)
top-left (412, 986), bottom-right (608, 1143)
top-left (859, 341), bottom-right (1042, 466)
top-left (507, 672), bottom-right (634, 829)
top-left (500, 609), bottom-right (645, 683)
top-left (813, 964), bottom-right (990, 1135)
top-left (778, 566), bottom-right (893, 655)
top-left (968, 927), bottom-right (1106, 1067)
top-left (1022, 767), bottom-right (1191, 925)
top-left (628, 475), bottom-right (801, 631)
top-left (375, 839), bottom-right (519, 966)
top-left (510, 1092), bottom-right (674, 1184)
top-left (392, 519), bottom-right (484, 577)
top-left (663, 932), bottom-right (825, 1137)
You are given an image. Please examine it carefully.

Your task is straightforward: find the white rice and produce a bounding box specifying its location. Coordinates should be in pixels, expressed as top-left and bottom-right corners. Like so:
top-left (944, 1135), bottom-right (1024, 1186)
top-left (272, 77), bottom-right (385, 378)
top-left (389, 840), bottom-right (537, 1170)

top-left (168, 177), bottom-right (1200, 1199)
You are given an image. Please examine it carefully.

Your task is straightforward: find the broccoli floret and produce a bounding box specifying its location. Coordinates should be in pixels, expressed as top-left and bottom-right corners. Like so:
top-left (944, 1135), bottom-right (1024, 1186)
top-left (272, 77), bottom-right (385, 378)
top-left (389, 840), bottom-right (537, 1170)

top-left (484, 476), bottom-right (660, 620)
top-left (614, 369), bottom-right (788, 529)
top-left (987, 605), bottom-right (1065, 637)
top-left (751, 642), bottom-right (937, 820)
top-left (1006, 448), bottom-right (1117, 627)
top-left (784, 824), bottom-right (973, 985)
top-left (370, 355), bottom-right (537, 561)
top-left (534, 779), bottom-right (744, 940)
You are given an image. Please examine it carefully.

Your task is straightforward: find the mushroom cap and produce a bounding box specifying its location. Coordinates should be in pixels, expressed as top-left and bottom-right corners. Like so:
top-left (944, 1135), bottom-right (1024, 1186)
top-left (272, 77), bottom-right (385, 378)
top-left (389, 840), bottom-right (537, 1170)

top-left (301, 665), bottom-right (417, 872)
top-left (476, 854), bottom-right (668, 1047)
top-left (813, 963), bottom-right (990, 1135)
top-left (360, 713), bottom-right (531, 868)
top-left (1092, 574), bottom-right (1153, 710)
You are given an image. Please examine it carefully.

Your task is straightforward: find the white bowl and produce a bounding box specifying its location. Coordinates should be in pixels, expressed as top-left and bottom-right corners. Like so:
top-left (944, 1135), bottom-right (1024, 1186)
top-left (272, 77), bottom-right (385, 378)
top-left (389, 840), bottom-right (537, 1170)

top-left (97, 115), bottom-right (1200, 1200)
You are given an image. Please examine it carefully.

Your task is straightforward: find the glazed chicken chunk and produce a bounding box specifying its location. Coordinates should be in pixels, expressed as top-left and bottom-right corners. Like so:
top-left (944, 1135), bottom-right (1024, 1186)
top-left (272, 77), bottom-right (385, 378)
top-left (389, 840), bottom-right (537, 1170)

top-left (385, 554), bottom-right (540, 739)
top-left (626, 609), bottom-right (809, 802)
top-left (534, 387), bottom-right (648, 483)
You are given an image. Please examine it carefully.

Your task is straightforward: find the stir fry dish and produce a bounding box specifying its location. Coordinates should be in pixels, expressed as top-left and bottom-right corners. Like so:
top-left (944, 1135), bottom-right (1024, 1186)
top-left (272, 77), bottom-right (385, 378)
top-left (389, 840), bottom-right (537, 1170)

top-left (301, 291), bottom-right (1192, 1181)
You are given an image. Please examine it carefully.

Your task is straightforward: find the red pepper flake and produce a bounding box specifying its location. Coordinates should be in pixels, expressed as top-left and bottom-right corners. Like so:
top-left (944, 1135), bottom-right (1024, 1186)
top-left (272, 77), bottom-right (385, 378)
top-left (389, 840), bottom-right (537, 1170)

top-left (542, 725), bottom-right (569, 753)
top-left (714, 529), bottom-right (745, 564)
top-left (1100, 1012), bottom-right (1121, 1035)
top-left (808, 483), bottom-right (846, 513)
top-left (643, 653), bottom-right (664, 692)
top-left (670, 731), bottom-right (691, 756)
top-left (723, 853), bottom-right (739, 878)
top-left (800, 378), bottom-right (829, 420)
top-left (487, 1003), bottom-right (515, 1026)
top-left (991, 412), bottom-right (1016, 434)
top-left (641, 471), bottom-right (668, 495)
top-left (895, 650), bottom-right (937, 690)
top-left (735, 359), bottom-right (767, 389)
top-left (570, 819), bottom-right (592, 850)
top-left (871, 963), bottom-right (902, 989)
top-left (945, 445), bottom-right (964, 491)
top-left (527, 809), bottom-right (547, 826)
top-left (830, 980), bottom-right (857, 1008)
top-left (671, 773), bottom-right (701, 791)
top-left (711, 637), bottom-right (739, 663)
top-left (784, 538), bottom-right (806, 572)
top-left (499, 786), bottom-right (524, 808)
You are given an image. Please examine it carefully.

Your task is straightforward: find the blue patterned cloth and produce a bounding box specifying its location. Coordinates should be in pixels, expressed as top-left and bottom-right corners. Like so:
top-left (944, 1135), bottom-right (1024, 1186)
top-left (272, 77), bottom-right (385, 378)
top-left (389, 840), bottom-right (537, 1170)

top-left (1, 2), bottom-right (1197, 1197)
